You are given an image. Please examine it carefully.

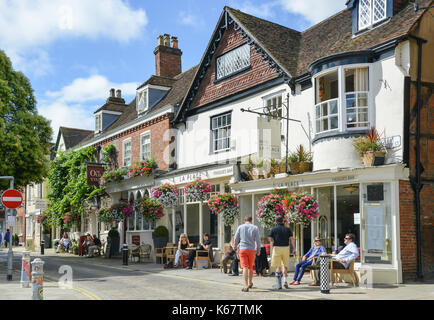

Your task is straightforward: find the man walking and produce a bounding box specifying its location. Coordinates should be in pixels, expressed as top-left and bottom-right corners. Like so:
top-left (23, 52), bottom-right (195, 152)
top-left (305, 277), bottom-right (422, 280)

top-left (4, 228), bottom-right (10, 248)
top-left (268, 216), bottom-right (296, 290)
top-left (233, 216), bottom-right (261, 292)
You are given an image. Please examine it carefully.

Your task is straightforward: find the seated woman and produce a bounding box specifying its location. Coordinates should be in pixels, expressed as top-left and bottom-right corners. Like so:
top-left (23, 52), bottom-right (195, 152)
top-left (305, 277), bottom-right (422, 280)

top-left (290, 237), bottom-right (325, 285)
top-left (58, 233), bottom-right (71, 253)
top-left (174, 233), bottom-right (190, 268)
top-left (185, 233), bottom-right (212, 269)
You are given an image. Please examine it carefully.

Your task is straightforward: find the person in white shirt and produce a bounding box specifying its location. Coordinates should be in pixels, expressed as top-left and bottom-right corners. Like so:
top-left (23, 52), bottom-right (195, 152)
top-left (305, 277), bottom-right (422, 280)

top-left (311, 233), bottom-right (359, 286)
top-left (59, 233), bottom-right (71, 253)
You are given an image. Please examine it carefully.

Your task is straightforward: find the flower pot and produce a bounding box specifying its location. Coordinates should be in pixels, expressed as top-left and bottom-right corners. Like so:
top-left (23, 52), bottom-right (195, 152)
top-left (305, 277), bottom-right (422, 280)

top-left (362, 151), bottom-right (386, 167)
top-left (290, 161), bottom-right (312, 174)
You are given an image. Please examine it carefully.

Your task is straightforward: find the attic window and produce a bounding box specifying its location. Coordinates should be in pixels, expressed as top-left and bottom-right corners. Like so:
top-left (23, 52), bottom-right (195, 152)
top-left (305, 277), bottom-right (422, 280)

top-left (359, 0), bottom-right (387, 31)
top-left (216, 44), bottom-right (250, 80)
top-left (137, 89), bottom-right (148, 114)
top-left (95, 113), bottom-right (102, 133)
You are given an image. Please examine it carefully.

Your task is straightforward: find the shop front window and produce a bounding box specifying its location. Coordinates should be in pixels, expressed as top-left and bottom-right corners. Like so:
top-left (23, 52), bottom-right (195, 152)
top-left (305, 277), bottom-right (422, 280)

top-left (361, 182), bottom-right (393, 264)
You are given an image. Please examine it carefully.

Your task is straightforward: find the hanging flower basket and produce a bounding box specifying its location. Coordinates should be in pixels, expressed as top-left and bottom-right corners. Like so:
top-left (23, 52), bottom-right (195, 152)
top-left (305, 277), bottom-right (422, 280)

top-left (135, 196), bottom-right (164, 222)
top-left (63, 212), bottom-right (80, 228)
top-left (97, 208), bottom-right (114, 224)
top-left (256, 194), bottom-right (287, 229)
top-left (128, 159), bottom-right (157, 178)
top-left (208, 193), bottom-right (240, 226)
top-left (151, 183), bottom-right (179, 207)
top-left (282, 192), bottom-right (320, 226)
top-left (109, 201), bottom-right (133, 222)
top-left (184, 177), bottom-right (212, 202)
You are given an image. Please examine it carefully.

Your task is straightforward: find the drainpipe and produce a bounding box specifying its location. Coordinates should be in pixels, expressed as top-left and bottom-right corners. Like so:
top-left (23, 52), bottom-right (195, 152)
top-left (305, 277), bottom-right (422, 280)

top-left (409, 35), bottom-right (427, 281)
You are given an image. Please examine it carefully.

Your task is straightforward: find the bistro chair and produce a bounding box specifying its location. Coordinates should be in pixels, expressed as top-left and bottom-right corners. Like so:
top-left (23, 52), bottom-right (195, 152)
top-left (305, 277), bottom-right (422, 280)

top-left (195, 246), bottom-right (213, 269)
top-left (331, 259), bottom-right (358, 287)
top-left (129, 244), bottom-right (141, 263)
top-left (165, 246), bottom-right (176, 263)
top-left (140, 244), bottom-right (152, 262)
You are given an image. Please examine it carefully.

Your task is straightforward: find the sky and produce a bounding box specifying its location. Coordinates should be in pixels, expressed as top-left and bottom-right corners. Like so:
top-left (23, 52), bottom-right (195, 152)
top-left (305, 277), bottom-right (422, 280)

top-left (0, 0), bottom-right (346, 141)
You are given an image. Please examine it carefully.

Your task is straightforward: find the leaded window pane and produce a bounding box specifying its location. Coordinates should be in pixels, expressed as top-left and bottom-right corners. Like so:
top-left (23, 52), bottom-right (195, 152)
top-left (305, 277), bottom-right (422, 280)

top-left (373, 0), bottom-right (386, 23)
top-left (359, 0), bottom-right (372, 30)
top-left (216, 44), bottom-right (250, 80)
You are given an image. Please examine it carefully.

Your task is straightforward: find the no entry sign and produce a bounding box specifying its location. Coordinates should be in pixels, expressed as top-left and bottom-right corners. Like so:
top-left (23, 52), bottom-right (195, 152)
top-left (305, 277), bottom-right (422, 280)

top-left (1, 189), bottom-right (23, 209)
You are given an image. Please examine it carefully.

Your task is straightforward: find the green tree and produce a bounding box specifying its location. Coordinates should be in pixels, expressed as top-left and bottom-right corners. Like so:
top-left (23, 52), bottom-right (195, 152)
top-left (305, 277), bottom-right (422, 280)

top-left (0, 50), bottom-right (52, 189)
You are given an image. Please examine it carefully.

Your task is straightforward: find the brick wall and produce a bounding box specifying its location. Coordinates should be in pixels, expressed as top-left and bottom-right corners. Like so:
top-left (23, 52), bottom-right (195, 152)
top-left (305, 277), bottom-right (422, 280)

top-left (154, 46), bottom-right (182, 78)
top-left (190, 23), bottom-right (279, 109)
top-left (401, 80), bottom-right (434, 280)
top-left (96, 114), bottom-right (174, 171)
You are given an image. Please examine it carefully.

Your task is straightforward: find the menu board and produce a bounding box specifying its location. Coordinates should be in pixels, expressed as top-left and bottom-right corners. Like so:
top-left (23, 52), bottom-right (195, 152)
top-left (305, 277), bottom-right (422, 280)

top-left (366, 205), bottom-right (384, 253)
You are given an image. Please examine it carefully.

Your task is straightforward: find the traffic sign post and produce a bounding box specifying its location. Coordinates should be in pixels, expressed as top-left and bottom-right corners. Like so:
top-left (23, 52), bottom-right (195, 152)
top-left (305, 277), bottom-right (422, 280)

top-left (0, 176), bottom-right (17, 281)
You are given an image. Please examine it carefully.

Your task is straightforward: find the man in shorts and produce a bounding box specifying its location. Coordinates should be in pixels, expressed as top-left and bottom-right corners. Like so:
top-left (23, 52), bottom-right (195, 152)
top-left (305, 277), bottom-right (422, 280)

top-left (268, 216), bottom-right (296, 290)
top-left (233, 216), bottom-right (261, 292)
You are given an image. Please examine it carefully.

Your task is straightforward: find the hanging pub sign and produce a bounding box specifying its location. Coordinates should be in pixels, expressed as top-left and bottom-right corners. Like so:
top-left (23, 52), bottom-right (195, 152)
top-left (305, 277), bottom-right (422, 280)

top-left (87, 165), bottom-right (105, 186)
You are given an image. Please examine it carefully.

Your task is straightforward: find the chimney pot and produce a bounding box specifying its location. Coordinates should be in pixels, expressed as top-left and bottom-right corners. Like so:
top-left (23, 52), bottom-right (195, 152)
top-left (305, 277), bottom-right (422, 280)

top-left (157, 35), bottom-right (164, 46)
top-left (171, 36), bottom-right (178, 49)
top-left (163, 34), bottom-right (171, 46)
top-left (110, 88), bottom-right (115, 97)
top-left (116, 89), bottom-right (122, 98)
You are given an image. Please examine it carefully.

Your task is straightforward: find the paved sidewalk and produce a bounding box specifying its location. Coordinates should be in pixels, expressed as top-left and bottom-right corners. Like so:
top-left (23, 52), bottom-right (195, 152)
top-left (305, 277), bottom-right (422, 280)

top-left (1, 246), bottom-right (433, 300)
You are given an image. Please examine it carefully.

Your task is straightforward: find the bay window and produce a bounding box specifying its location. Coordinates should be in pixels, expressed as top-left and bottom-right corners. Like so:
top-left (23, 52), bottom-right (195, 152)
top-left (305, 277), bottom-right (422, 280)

top-left (314, 65), bottom-right (370, 135)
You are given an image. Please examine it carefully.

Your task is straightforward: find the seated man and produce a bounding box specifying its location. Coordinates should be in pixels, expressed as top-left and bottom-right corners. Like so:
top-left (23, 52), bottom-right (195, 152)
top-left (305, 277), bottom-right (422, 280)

top-left (311, 233), bottom-right (359, 286)
top-left (290, 236), bottom-right (325, 285)
top-left (185, 233), bottom-right (212, 269)
top-left (88, 234), bottom-right (101, 257)
top-left (222, 239), bottom-right (237, 274)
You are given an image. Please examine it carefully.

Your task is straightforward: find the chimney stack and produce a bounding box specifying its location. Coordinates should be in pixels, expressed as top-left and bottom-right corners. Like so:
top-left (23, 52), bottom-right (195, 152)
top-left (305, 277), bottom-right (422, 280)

top-left (154, 33), bottom-right (182, 78)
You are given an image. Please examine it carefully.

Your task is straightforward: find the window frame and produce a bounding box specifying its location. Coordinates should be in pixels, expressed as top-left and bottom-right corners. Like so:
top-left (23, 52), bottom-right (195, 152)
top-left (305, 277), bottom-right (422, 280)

top-left (210, 112), bottom-right (232, 154)
top-left (140, 131), bottom-right (151, 161)
top-left (215, 43), bottom-right (251, 82)
top-left (122, 138), bottom-right (132, 167)
top-left (313, 64), bottom-right (373, 137)
top-left (358, 0), bottom-right (388, 32)
top-left (136, 88), bottom-right (148, 114)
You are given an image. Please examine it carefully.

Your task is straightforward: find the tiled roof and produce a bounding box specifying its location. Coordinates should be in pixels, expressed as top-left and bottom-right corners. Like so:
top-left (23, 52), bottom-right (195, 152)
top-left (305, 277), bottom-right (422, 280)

top-left (137, 75), bottom-right (177, 90)
top-left (226, 0), bottom-right (432, 78)
top-left (78, 65), bottom-right (199, 147)
top-left (59, 127), bottom-right (94, 150)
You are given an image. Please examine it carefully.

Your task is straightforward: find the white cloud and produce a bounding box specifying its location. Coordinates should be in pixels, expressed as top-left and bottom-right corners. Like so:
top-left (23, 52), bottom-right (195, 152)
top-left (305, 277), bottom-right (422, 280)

top-left (0, 0), bottom-right (147, 77)
top-left (279, 0), bottom-right (345, 24)
top-left (179, 11), bottom-right (204, 27)
top-left (0, 0), bottom-right (148, 50)
top-left (39, 75), bottom-right (139, 138)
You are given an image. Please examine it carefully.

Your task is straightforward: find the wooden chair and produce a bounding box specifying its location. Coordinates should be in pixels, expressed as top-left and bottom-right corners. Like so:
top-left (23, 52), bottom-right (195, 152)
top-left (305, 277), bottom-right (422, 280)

top-left (140, 244), bottom-right (152, 262)
top-left (220, 246), bottom-right (234, 273)
top-left (129, 244), bottom-right (140, 263)
top-left (195, 246), bottom-right (213, 269)
top-left (154, 247), bottom-right (166, 264)
top-left (165, 246), bottom-right (176, 263)
top-left (296, 256), bottom-right (318, 280)
top-left (331, 259), bottom-right (358, 287)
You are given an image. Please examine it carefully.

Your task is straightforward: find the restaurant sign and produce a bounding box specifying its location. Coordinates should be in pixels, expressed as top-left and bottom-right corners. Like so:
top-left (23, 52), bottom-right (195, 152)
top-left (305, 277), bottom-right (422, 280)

top-left (87, 165), bottom-right (105, 186)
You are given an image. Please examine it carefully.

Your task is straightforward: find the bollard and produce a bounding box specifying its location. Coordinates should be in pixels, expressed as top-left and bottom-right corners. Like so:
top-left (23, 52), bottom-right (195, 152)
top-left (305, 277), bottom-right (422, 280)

top-left (20, 250), bottom-right (31, 288)
top-left (31, 258), bottom-right (45, 300)
top-left (122, 243), bottom-right (129, 266)
top-left (40, 240), bottom-right (45, 255)
top-left (319, 253), bottom-right (331, 294)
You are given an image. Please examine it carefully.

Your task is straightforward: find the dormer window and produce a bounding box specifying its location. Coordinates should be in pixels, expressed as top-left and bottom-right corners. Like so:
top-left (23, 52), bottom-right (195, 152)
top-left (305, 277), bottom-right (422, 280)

top-left (95, 113), bottom-right (102, 133)
top-left (137, 89), bottom-right (148, 114)
top-left (359, 0), bottom-right (387, 31)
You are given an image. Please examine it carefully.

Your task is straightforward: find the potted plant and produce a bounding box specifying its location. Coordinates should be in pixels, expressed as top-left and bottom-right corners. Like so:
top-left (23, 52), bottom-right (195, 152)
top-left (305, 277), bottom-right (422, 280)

top-left (208, 193), bottom-right (240, 226)
top-left (246, 158), bottom-right (272, 180)
top-left (282, 192), bottom-right (320, 226)
top-left (287, 145), bottom-right (313, 174)
top-left (353, 127), bottom-right (386, 166)
top-left (72, 242), bottom-right (79, 255)
top-left (256, 194), bottom-right (287, 229)
top-left (152, 225), bottom-right (169, 262)
top-left (184, 177), bottom-right (212, 202)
